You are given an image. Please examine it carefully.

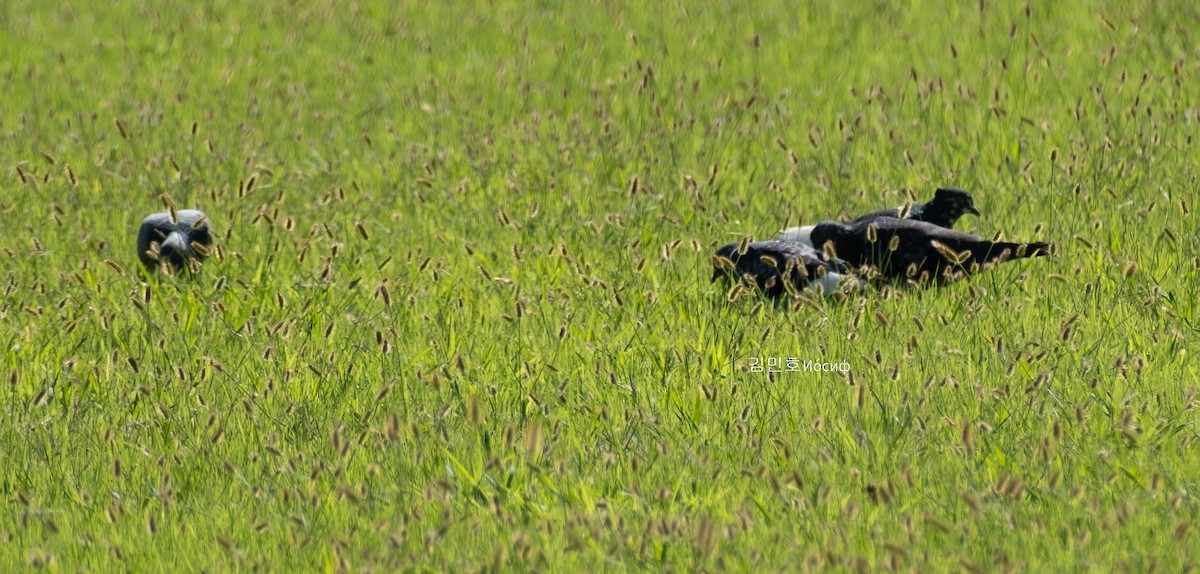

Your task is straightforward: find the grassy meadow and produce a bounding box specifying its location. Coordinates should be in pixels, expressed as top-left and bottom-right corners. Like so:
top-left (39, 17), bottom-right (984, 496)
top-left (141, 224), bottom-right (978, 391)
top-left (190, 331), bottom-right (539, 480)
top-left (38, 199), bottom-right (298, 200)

top-left (3, 0), bottom-right (1199, 570)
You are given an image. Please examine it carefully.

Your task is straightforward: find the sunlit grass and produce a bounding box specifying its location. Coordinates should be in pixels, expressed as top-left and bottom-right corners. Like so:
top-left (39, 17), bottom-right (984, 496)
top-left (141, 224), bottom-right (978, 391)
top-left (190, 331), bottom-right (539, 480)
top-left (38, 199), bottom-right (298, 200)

top-left (1, 0), bottom-right (1198, 570)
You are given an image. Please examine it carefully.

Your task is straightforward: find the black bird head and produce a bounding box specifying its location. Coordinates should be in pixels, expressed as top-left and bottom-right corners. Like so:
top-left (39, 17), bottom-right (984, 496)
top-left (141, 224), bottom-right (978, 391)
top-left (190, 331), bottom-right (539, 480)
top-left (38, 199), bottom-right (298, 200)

top-left (711, 243), bottom-right (749, 283)
top-left (137, 209), bottom-right (214, 274)
top-left (930, 187), bottom-right (980, 218)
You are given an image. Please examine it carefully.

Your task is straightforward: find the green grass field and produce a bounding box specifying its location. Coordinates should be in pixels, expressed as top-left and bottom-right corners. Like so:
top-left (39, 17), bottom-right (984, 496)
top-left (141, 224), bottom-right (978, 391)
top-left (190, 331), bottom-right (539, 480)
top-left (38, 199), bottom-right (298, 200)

top-left (3, 1), bottom-right (1199, 571)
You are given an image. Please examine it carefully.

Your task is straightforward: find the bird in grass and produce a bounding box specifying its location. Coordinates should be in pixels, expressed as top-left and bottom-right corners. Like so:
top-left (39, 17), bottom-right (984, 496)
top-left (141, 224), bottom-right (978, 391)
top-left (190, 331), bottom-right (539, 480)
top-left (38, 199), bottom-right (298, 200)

top-left (137, 209), bottom-right (213, 274)
top-left (790, 217), bottom-right (1052, 285)
top-left (778, 187), bottom-right (980, 244)
top-left (712, 239), bottom-right (864, 298)
top-left (852, 187), bottom-right (980, 228)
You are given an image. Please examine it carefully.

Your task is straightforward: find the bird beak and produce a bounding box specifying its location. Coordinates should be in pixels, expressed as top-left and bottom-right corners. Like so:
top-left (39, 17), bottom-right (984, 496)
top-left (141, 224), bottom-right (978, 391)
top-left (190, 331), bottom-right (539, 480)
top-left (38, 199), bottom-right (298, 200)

top-left (968, 205), bottom-right (981, 216)
top-left (160, 232), bottom-right (190, 270)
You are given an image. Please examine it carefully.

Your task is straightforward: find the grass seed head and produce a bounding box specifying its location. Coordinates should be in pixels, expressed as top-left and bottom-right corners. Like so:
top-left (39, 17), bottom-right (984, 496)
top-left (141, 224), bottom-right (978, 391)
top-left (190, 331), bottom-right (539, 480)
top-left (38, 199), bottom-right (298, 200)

top-left (467, 395), bottom-right (483, 425)
top-left (736, 236), bottom-right (750, 256)
top-left (821, 240), bottom-right (837, 260)
top-left (1123, 260), bottom-right (1138, 277)
top-left (523, 421), bottom-right (543, 455)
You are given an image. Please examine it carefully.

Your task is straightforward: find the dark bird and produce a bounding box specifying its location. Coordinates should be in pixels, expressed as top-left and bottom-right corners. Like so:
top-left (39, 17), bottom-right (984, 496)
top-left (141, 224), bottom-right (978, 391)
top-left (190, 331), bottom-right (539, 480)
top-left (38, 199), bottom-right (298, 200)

top-left (712, 239), bottom-right (864, 298)
top-left (778, 188), bottom-right (980, 245)
top-left (789, 217), bottom-right (1051, 285)
top-left (852, 187), bottom-right (980, 228)
top-left (137, 209), bottom-right (213, 274)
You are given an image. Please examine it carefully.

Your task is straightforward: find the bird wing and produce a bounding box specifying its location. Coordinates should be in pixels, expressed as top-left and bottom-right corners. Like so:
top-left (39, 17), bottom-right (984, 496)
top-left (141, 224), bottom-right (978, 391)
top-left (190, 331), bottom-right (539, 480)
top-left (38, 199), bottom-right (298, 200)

top-left (848, 208), bottom-right (902, 224)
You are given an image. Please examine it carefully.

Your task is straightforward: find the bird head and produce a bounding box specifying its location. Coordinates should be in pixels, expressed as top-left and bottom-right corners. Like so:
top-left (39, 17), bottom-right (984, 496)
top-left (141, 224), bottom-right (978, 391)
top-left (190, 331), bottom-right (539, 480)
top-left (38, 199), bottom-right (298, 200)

top-left (710, 244), bottom-right (738, 282)
top-left (159, 232), bottom-right (191, 272)
top-left (138, 209), bottom-right (214, 275)
top-left (933, 187), bottom-right (980, 217)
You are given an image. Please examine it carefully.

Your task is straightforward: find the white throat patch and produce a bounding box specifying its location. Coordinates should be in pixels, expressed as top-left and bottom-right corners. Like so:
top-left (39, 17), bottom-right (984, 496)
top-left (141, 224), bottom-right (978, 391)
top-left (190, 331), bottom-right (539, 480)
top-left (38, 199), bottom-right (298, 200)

top-left (778, 225), bottom-right (815, 248)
